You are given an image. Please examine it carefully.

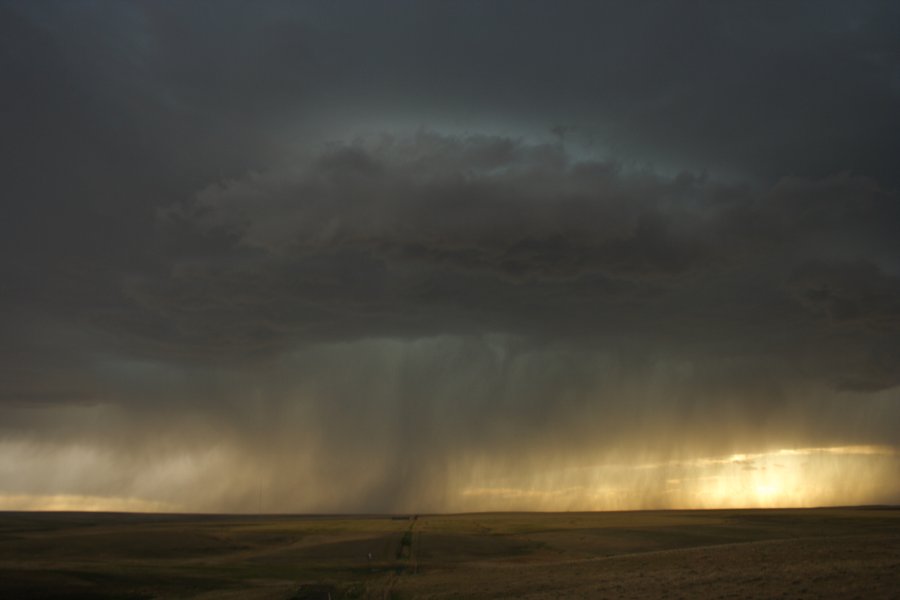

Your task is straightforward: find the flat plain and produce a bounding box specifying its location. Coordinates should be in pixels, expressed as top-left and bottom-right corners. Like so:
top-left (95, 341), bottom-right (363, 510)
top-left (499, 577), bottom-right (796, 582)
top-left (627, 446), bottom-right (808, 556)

top-left (2, 507), bottom-right (899, 599)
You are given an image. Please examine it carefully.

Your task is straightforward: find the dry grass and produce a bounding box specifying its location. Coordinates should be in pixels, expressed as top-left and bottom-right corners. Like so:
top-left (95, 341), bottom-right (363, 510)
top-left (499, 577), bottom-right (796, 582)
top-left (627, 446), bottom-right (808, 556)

top-left (2, 508), bottom-right (899, 598)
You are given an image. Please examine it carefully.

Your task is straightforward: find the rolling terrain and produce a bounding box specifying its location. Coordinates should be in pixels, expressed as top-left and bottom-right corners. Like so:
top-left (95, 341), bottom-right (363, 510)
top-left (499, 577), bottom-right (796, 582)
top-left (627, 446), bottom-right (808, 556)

top-left (2, 508), bottom-right (899, 599)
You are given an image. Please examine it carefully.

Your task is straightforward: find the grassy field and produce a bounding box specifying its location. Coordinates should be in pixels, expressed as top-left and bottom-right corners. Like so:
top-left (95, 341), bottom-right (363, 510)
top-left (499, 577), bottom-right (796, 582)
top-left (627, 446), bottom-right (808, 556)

top-left (2, 507), bottom-right (899, 598)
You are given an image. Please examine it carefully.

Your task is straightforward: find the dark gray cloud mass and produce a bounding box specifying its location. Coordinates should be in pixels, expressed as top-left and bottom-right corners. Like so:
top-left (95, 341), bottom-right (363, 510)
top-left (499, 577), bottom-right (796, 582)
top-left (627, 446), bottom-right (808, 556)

top-left (0, 1), bottom-right (899, 512)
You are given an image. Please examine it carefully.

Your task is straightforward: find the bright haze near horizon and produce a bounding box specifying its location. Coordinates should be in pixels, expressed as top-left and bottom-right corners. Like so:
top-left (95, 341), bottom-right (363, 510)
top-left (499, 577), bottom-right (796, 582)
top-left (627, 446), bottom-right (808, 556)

top-left (1, 0), bottom-right (899, 514)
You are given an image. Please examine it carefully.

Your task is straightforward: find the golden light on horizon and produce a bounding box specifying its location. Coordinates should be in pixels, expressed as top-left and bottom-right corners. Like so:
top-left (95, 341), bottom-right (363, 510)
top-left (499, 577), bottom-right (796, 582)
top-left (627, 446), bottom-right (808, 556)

top-left (0, 494), bottom-right (179, 513)
top-left (1, 440), bottom-right (897, 513)
top-left (458, 445), bottom-right (900, 512)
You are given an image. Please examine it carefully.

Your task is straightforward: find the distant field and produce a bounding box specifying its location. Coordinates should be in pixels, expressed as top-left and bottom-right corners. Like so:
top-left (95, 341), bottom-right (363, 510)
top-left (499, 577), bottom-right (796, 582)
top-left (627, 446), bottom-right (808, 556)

top-left (2, 507), bottom-right (899, 598)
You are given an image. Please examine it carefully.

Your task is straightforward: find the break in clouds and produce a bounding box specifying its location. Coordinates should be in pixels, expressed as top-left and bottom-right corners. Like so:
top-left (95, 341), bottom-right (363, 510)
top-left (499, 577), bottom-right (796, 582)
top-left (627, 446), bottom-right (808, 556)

top-left (1, 1), bottom-right (899, 512)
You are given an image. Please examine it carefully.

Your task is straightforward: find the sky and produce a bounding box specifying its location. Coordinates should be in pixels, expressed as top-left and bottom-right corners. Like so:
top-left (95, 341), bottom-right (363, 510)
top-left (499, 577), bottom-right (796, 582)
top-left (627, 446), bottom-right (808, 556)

top-left (1, 0), bottom-right (899, 513)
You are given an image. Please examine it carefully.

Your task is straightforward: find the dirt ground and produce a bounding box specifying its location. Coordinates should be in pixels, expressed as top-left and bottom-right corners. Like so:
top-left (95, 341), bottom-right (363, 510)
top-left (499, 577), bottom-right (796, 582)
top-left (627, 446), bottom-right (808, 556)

top-left (1, 508), bottom-right (898, 599)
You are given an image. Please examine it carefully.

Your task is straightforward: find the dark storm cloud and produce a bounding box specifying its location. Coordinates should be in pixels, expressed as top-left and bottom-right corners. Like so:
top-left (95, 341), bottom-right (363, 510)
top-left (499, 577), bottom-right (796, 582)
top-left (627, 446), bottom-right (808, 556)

top-left (790, 259), bottom-right (900, 331)
top-left (8, 1), bottom-right (899, 181)
top-left (98, 135), bottom-right (894, 383)
top-left (788, 258), bottom-right (900, 391)
top-left (1, 1), bottom-right (899, 511)
top-left (290, 0), bottom-right (900, 182)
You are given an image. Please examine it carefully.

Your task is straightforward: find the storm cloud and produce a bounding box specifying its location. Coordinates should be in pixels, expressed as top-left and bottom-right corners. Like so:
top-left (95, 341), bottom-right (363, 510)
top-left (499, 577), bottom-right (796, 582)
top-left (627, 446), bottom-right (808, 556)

top-left (1, 1), bottom-right (899, 512)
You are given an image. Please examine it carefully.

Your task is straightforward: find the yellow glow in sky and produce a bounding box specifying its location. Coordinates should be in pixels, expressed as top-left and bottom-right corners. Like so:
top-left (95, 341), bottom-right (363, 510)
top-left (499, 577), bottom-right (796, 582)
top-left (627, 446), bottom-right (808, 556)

top-left (458, 445), bottom-right (900, 511)
top-left (1, 441), bottom-right (897, 513)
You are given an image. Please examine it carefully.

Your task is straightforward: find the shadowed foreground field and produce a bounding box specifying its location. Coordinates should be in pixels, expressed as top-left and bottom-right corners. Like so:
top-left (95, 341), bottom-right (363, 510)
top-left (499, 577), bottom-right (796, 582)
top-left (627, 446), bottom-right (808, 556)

top-left (2, 508), bottom-right (899, 599)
